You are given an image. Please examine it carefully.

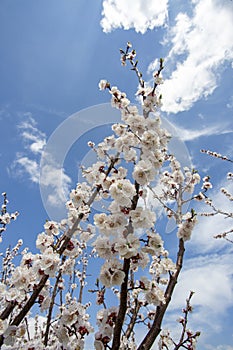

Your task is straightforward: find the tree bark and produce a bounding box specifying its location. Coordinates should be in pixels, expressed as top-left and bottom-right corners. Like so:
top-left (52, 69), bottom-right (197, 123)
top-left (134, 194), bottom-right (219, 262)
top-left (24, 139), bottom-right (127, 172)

top-left (137, 239), bottom-right (185, 350)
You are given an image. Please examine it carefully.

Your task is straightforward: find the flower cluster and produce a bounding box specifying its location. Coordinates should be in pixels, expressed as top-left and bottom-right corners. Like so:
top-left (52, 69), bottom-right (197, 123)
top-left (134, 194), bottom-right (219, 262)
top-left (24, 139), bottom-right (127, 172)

top-left (0, 43), bottom-right (202, 349)
top-left (0, 192), bottom-right (19, 239)
top-left (177, 211), bottom-right (197, 241)
top-left (94, 307), bottom-right (118, 349)
top-left (201, 150), bottom-right (233, 243)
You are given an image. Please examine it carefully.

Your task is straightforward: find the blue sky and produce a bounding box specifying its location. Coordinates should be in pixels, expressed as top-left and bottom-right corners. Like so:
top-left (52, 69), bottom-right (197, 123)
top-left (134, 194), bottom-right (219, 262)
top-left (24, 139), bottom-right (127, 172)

top-left (0, 0), bottom-right (233, 349)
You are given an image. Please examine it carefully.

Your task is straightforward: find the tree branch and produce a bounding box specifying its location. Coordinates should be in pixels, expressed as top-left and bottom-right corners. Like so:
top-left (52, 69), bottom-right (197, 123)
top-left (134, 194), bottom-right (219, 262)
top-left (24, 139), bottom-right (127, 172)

top-left (111, 257), bottom-right (130, 350)
top-left (137, 239), bottom-right (185, 350)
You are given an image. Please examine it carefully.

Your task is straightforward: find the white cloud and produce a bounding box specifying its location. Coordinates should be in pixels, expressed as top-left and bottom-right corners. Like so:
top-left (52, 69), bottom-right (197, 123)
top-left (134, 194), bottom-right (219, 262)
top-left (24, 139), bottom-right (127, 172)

top-left (10, 115), bottom-right (46, 183)
top-left (190, 179), bottom-right (233, 253)
top-left (171, 253), bottom-right (233, 313)
top-left (149, 0), bottom-right (233, 113)
top-left (206, 346), bottom-right (233, 350)
top-left (227, 95), bottom-right (233, 109)
top-left (100, 0), bottom-right (168, 34)
top-left (40, 157), bottom-right (72, 207)
top-left (11, 114), bottom-right (73, 219)
top-left (171, 122), bottom-right (233, 141)
top-left (18, 115), bottom-right (46, 154)
top-left (14, 156), bottom-right (39, 183)
top-left (21, 131), bottom-right (46, 154)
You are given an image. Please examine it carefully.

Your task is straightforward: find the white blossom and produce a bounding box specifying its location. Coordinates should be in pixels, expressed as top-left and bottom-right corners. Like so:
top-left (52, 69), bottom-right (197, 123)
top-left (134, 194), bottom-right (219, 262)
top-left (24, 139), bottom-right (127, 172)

top-left (36, 232), bottom-right (54, 252)
top-left (133, 160), bottom-right (156, 186)
top-left (93, 236), bottom-right (114, 259)
top-left (145, 283), bottom-right (165, 305)
top-left (142, 232), bottom-right (164, 255)
top-left (177, 215), bottom-right (197, 241)
top-left (115, 233), bottom-right (140, 259)
top-left (100, 259), bottom-right (125, 287)
top-left (98, 79), bottom-right (109, 90)
top-left (44, 221), bottom-right (59, 236)
top-left (0, 318), bottom-right (8, 335)
top-left (94, 213), bottom-right (127, 236)
top-left (131, 207), bottom-right (156, 229)
top-left (39, 247), bottom-right (60, 277)
top-left (109, 179), bottom-right (136, 206)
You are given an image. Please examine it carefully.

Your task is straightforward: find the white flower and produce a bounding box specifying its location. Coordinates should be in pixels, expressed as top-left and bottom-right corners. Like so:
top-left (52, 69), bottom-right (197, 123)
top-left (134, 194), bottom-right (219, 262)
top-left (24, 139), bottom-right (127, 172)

top-left (61, 258), bottom-right (75, 275)
top-left (142, 233), bottom-right (163, 255)
top-left (109, 179), bottom-right (136, 206)
top-left (40, 294), bottom-right (51, 312)
top-left (0, 319), bottom-right (8, 335)
top-left (131, 207), bottom-right (156, 229)
top-left (94, 213), bottom-right (127, 236)
top-left (114, 132), bottom-right (139, 153)
top-left (63, 238), bottom-right (82, 258)
top-left (192, 172), bottom-right (201, 184)
top-left (82, 162), bottom-right (106, 186)
top-left (0, 213), bottom-right (10, 224)
top-left (96, 306), bottom-right (118, 328)
top-left (11, 266), bottom-right (34, 290)
top-left (94, 339), bottom-right (105, 350)
top-left (60, 303), bottom-right (79, 326)
top-left (131, 251), bottom-right (150, 270)
top-left (80, 224), bottom-right (96, 242)
top-left (0, 282), bottom-right (6, 296)
top-left (3, 325), bottom-right (17, 346)
top-left (202, 181), bottom-right (212, 190)
top-left (141, 130), bottom-right (159, 150)
top-left (133, 160), bottom-right (156, 186)
top-left (123, 147), bottom-right (137, 162)
top-left (127, 114), bottom-right (146, 136)
top-left (177, 216), bottom-right (197, 241)
top-left (115, 234), bottom-right (140, 259)
top-left (93, 236), bottom-right (113, 259)
top-left (100, 259), bottom-right (125, 287)
top-left (40, 247), bottom-right (60, 277)
top-left (194, 192), bottom-right (205, 201)
top-left (54, 325), bottom-right (69, 345)
top-left (36, 232), bottom-right (54, 252)
top-left (44, 221), bottom-right (59, 236)
top-left (159, 330), bottom-right (173, 349)
top-left (94, 213), bottom-right (108, 230)
top-left (6, 287), bottom-right (22, 302)
top-left (112, 123), bottom-right (127, 136)
top-left (143, 94), bottom-right (158, 113)
top-left (98, 79), bottom-right (109, 90)
top-left (145, 283), bottom-right (165, 305)
top-left (70, 188), bottom-right (85, 207)
top-left (173, 170), bottom-right (184, 184)
top-left (153, 73), bottom-right (163, 85)
top-left (120, 335), bottom-right (137, 350)
top-left (110, 87), bottom-right (130, 109)
top-left (160, 258), bottom-right (176, 273)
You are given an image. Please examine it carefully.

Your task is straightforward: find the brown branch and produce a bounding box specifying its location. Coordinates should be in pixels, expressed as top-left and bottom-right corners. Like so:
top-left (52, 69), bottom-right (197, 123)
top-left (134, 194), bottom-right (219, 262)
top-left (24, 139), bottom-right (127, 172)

top-left (111, 257), bottom-right (131, 350)
top-left (111, 181), bottom-right (140, 349)
top-left (137, 239), bottom-right (185, 350)
top-left (44, 264), bottom-right (64, 346)
top-left (0, 301), bottom-right (16, 320)
top-left (125, 299), bottom-right (141, 339)
top-left (0, 302), bottom-right (17, 347)
top-left (174, 332), bottom-right (200, 350)
top-left (174, 291), bottom-right (194, 349)
top-left (11, 274), bottom-right (49, 327)
top-left (78, 252), bottom-right (87, 304)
